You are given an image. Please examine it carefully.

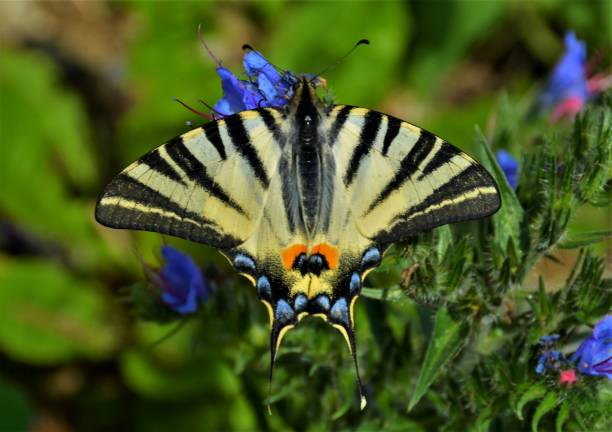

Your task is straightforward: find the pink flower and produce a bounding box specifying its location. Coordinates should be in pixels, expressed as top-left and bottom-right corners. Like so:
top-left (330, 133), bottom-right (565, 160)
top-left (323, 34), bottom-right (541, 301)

top-left (559, 369), bottom-right (576, 385)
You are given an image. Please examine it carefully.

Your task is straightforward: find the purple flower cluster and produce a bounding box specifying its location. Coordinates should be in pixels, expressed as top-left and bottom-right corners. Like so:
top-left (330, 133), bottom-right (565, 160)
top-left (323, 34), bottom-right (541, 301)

top-left (212, 49), bottom-right (298, 118)
top-left (572, 315), bottom-right (612, 379)
top-left (535, 334), bottom-right (565, 374)
top-left (158, 245), bottom-right (209, 315)
top-left (540, 31), bottom-right (611, 121)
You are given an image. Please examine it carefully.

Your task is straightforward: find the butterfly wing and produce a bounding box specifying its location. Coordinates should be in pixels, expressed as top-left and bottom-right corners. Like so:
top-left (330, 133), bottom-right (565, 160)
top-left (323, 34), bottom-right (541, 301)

top-left (314, 105), bottom-right (501, 353)
top-left (95, 109), bottom-right (293, 253)
top-left (327, 105), bottom-right (500, 249)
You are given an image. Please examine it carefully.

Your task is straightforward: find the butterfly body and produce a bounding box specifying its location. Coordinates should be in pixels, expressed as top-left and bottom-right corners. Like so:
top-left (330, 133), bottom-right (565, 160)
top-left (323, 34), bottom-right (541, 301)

top-left (96, 76), bottom-right (500, 408)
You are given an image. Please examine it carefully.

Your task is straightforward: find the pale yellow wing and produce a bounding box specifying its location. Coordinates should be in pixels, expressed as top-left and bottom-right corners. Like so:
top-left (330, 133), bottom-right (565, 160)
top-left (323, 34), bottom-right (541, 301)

top-left (327, 105), bottom-right (500, 249)
top-left (95, 109), bottom-right (294, 253)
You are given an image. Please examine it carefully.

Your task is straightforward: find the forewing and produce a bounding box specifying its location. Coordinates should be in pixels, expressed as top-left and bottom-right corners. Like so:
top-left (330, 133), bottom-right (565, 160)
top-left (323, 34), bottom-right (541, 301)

top-left (95, 109), bottom-right (290, 252)
top-left (327, 105), bottom-right (501, 248)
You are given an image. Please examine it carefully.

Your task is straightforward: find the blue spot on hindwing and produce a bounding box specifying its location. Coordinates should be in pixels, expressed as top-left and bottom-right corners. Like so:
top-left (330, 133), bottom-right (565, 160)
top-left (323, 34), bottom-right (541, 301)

top-left (330, 298), bottom-right (349, 324)
top-left (361, 247), bottom-right (381, 270)
top-left (349, 272), bottom-right (361, 296)
top-left (233, 253), bottom-right (256, 274)
top-left (315, 295), bottom-right (330, 311)
top-left (256, 276), bottom-right (271, 300)
top-left (275, 299), bottom-right (295, 323)
top-left (294, 294), bottom-right (308, 312)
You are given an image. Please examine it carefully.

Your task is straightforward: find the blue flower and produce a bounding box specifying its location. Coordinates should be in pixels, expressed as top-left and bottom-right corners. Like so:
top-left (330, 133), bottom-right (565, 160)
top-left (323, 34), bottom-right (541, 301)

top-left (572, 315), bottom-right (612, 379)
top-left (212, 49), bottom-right (297, 118)
top-left (496, 150), bottom-right (519, 189)
top-left (243, 50), bottom-right (295, 106)
top-left (158, 245), bottom-right (208, 315)
top-left (539, 32), bottom-right (588, 111)
top-left (213, 66), bottom-right (264, 117)
top-left (535, 334), bottom-right (565, 374)
top-left (539, 334), bottom-right (560, 345)
top-left (536, 31), bottom-right (611, 121)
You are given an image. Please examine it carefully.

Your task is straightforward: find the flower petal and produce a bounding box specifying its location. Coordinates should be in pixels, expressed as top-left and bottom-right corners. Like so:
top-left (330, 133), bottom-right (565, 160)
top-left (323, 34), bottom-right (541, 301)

top-left (593, 315), bottom-right (612, 340)
top-left (159, 246), bottom-right (206, 314)
top-left (214, 67), bottom-right (247, 116)
top-left (243, 50), bottom-right (282, 84)
top-left (540, 31), bottom-right (589, 111)
top-left (496, 150), bottom-right (519, 189)
top-left (243, 50), bottom-right (294, 106)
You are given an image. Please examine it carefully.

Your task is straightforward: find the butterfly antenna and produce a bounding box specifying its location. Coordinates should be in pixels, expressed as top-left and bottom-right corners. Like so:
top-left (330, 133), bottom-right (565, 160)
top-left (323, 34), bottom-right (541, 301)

top-left (197, 98), bottom-right (224, 119)
top-left (311, 38), bottom-right (370, 83)
top-left (173, 97), bottom-right (214, 121)
top-left (197, 24), bottom-right (222, 67)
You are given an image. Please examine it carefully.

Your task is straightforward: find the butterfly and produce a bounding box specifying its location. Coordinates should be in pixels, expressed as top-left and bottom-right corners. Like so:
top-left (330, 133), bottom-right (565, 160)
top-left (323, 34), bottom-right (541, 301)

top-left (95, 74), bottom-right (501, 409)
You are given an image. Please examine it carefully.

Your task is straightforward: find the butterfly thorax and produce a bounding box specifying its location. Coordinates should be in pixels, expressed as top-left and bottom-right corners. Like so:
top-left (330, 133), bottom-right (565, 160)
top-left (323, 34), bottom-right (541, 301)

top-left (286, 78), bottom-right (334, 238)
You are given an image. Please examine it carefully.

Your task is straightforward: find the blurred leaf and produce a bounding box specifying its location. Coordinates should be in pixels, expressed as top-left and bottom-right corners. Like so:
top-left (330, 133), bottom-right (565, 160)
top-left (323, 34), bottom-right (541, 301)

top-left (557, 230), bottom-right (612, 249)
top-left (407, 0), bottom-right (506, 94)
top-left (555, 400), bottom-right (569, 432)
top-left (514, 383), bottom-right (547, 420)
top-left (120, 348), bottom-right (238, 400)
top-left (408, 307), bottom-right (464, 410)
top-left (0, 49), bottom-right (109, 268)
top-left (0, 260), bottom-right (119, 364)
top-left (269, 1), bottom-right (409, 107)
top-left (531, 391), bottom-right (558, 432)
top-left (0, 49), bottom-right (95, 187)
top-left (0, 378), bottom-right (31, 431)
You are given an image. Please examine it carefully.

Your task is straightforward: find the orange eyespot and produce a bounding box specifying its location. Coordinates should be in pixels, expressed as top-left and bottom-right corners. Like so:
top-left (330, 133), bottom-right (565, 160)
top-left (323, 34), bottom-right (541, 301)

top-left (281, 244), bottom-right (308, 270)
top-left (311, 243), bottom-right (339, 270)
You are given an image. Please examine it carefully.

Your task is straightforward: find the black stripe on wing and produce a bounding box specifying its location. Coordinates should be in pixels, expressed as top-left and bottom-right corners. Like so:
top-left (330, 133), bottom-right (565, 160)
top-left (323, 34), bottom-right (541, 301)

top-left (225, 114), bottom-right (270, 188)
top-left (382, 116), bottom-right (401, 156)
top-left (165, 137), bottom-right (248, 217)
top-left (365, 129), bottom-right (436, 214)
top-left (344, 110), bottom-right (383, 186)
top-left (373, 164), bottom-right (500, 245)
top-left (139, 149), bottom-right (186, 185)
top-left (95, 174), bottom-right (242, 248)
top-left (203, 122), bottom-right (227, 160)
top-left (417, 143), bottom-right (461, 180)
top-left (328, 105), bottom-right (353, 146)
top-left (257, 108), bottom-right (286, 144)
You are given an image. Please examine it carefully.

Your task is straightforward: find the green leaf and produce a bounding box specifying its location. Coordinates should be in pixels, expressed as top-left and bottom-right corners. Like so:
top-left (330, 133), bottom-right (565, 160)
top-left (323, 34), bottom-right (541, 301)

top-left (514, 383), bottom-right (547, 420)
top-left (0, 49), bottom-right (114, 271)
top-left (268, 1), bottom-right (409, 107)
top-left (557, 230), bottom-right (612, 249)
top-left (120, 348), bottom-right (239, 400)
top-left (0, 260), bottom-right (119, 364)
top-left (475, 128), bottom-right (524, 263)
top-left (408, 307), bottom-right (464, 411)
top-left (532, 391), bottom-right (558, 432)
top-left (406, 0), bottom-right (506, 94)
top-left (435, 225), bottom-right (453, 261)
top-left (0, 378), bottom-right (31, 431)
top-left (555, 400), bottom-right (570, 432)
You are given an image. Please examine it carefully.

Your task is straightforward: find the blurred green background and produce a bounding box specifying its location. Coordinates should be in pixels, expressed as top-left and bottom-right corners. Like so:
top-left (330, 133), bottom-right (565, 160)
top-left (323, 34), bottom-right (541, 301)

top-left (0, 1), bottom-right (610, 431)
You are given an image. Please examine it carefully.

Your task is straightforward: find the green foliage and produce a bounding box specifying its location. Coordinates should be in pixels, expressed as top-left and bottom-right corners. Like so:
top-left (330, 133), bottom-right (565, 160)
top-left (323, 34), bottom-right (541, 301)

top-left (0, 260), bottom-right (119, 364)
top-left (0, 1), bottom-right (610, 431)
top-left (408, 307), bottom-right (465, 411)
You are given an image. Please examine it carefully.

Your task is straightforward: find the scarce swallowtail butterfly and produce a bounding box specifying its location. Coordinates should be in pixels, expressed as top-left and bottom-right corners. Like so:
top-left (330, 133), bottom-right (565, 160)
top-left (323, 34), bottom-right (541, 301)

top-left (95, 48), bottom-right (501, 410)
